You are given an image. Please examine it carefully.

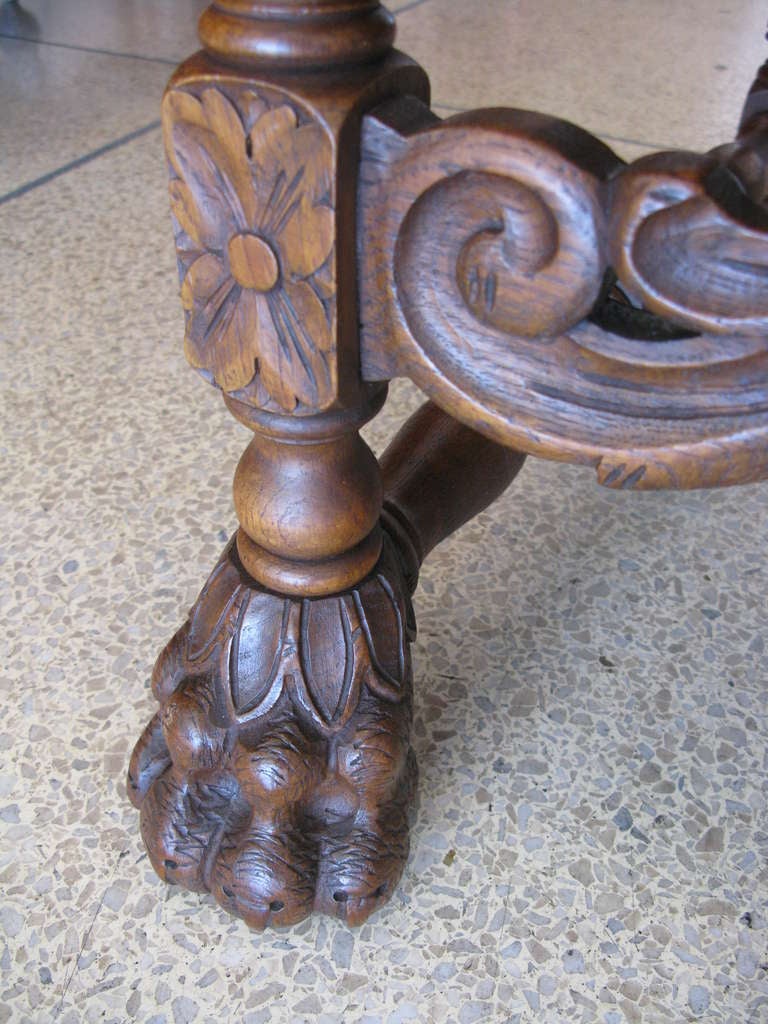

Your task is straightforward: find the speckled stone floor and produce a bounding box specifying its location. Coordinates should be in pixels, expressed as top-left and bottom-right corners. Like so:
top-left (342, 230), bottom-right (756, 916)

top-left (1, 2), bottom-right (767, 1022)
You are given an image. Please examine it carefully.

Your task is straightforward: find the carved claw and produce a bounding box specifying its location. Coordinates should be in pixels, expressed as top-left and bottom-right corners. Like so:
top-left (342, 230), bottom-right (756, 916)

top-left (317, 743), bottom-right (417, 925)
top-left (139, 766), bottom-right (251, 893)
top-left (212, 825), bottom-right (318, 928)
top-left (128, 533), bottom-right (416, 928)
top-left (127, 712), bottom-right (171, 808)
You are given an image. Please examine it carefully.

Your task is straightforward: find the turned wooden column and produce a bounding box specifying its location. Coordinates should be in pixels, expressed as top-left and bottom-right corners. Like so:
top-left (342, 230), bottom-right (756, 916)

top-left (165, 1), bottom-right (426, 597)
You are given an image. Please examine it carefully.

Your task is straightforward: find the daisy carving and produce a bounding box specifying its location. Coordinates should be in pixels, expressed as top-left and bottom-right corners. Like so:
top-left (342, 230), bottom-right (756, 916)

top-left (162, 86), bottom-right (336, 411)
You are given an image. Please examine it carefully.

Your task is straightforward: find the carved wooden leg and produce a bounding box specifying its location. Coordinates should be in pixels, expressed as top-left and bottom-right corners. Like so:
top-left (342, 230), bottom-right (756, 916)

top-left (128, 401), bottom-right (524, 927)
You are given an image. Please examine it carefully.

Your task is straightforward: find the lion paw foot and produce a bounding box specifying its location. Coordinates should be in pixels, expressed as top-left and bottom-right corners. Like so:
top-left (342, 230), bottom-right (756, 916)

top-left (128, 535), bottom-right (417, 928)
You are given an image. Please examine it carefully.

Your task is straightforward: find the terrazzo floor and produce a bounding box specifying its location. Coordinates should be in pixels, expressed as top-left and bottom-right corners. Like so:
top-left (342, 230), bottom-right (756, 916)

top-left (1, 1), bottom-right (767, 1022)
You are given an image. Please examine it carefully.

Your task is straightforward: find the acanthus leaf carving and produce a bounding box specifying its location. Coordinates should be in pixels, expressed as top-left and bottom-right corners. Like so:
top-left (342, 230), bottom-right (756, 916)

top-left (162, 83), bottom-right (337, 412)
top-left (353, 569), bottom-right (409, 701)
top-left (149, 534), bottom-right (413, 732)
top-left (230, 591), bottom-right (290, 717)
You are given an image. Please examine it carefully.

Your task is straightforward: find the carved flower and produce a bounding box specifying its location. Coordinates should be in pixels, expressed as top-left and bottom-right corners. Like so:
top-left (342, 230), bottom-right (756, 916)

top-left (163, 87), bottom-right (335, 410)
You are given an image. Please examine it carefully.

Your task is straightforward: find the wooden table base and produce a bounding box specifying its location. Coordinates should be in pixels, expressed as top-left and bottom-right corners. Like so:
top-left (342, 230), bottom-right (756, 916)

top-left (127, 1), bottom-right (768, 927)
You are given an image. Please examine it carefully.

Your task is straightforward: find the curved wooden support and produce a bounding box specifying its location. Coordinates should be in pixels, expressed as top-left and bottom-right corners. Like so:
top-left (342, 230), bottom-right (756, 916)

top-left (359, 63), bottom-right (768, 491)
top-left (380, 401), bottom-right (526, 588)
top-left (608, 156), bottom-right (768, 336)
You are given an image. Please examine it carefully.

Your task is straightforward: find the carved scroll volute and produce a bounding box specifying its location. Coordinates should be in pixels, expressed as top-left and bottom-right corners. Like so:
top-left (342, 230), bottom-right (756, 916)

top-left (608, 150), bottom-right (768, 336)
top-left (390, 108), bottom-right (617, 343)
top-left (358, 100), bottom-right (621, 418)
top-left (359, 93), bottom-right (768, 492)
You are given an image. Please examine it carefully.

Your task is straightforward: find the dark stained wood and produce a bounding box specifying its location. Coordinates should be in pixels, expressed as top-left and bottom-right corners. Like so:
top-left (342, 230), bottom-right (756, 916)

top-left (161, 16), bottom-right (428, 594)
top-left (198, 0), bottom-right (396, 70)
top-left (128, 402), bottom-right (517, 928)
top-left (129, 533), bottom-right (417, 926)
top-left (129, 1), bottom-right (768, 929)
top-left (359, 85), bottom-right (768, 491)
top-left (380, 401), bottom-right (527, 587)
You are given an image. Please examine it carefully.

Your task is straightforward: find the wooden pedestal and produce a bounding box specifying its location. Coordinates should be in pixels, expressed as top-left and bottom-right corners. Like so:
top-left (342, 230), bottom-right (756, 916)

top-left (128, 2), bottom-right (768, 927)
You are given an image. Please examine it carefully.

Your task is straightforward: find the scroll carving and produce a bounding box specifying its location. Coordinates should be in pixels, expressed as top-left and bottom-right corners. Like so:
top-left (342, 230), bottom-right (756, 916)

top-left (163, 84), bottom-right (336, 412)
top-left (388, 109), bottom-right (616, 342)
top-left (359, 92), bottom-right (768, 491)
top-left (455, 173), bottom-right (566, 335)
top-left (608, 151), bottom-right (768, 335)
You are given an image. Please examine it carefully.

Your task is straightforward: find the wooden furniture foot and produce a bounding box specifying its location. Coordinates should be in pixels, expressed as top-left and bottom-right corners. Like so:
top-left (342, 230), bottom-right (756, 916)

top-left (129, 402), bottom-right (524, 927)
top-left (128, 0), bottom-right (768, 930)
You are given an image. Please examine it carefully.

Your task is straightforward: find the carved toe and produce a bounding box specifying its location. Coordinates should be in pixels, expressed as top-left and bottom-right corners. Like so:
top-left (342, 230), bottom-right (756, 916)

top-left (161, 685), bottom-right (228, 772)
top-left (130, 532), bottom-right (420, 928)
top-left (316, 823), bottom-right (408, 925)
top-left (233, 713), bottom-right (321, 807)
top-left (316, 745), bottom-right (417, 924)
top-left (211, 825), bottom-right (317, 928)
top-left (140, 767), bottom-right (249, 893)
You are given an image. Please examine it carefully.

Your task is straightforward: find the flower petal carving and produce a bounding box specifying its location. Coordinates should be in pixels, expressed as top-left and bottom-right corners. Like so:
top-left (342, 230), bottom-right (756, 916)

top-left (172, 123), bottom-right (241, 244)
top-left (169, 178), bottom-right (214, 250)
top-left (278, 195), bottom-right (334, 279)
top-left (200, 88), bottom-right (257, 225)
top-left (166, 534), bottom-right (412, 736)
top-left (187, 546), bottom-right (245, 663)
top-left (248, 106), bottom-right (298, 172)
top-left (162, 84), bottom-right (337, 411)
top-left (163, 89), bottom-right (208, 181)
top-left (214, 287), bottom-right (262, 392)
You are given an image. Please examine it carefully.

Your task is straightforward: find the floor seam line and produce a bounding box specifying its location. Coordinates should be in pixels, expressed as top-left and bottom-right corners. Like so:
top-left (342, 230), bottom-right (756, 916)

top-left (0, 31), bottom-right (177, 65)
top-left (395, 0), bottom-right (435, 15)
top-left (0, 121), bottom-right (162, 207)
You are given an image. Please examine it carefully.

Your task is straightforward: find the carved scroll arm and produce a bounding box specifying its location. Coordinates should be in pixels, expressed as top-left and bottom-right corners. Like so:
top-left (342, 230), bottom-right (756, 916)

top-left (357, 59), bottom-right (768, 492)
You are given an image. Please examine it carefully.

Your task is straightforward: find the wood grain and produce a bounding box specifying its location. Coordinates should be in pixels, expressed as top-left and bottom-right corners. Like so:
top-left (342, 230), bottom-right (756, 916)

top-left (359, 82), bottom-right (768, 491)
top-left (198, 0), bottom-right (395, 69)
top-left (130, 1), bottom-right (768, 932)
top-left (165, 82), bottom-right (337, 409)
top-left (129, 402), bottom-right (518, 927)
